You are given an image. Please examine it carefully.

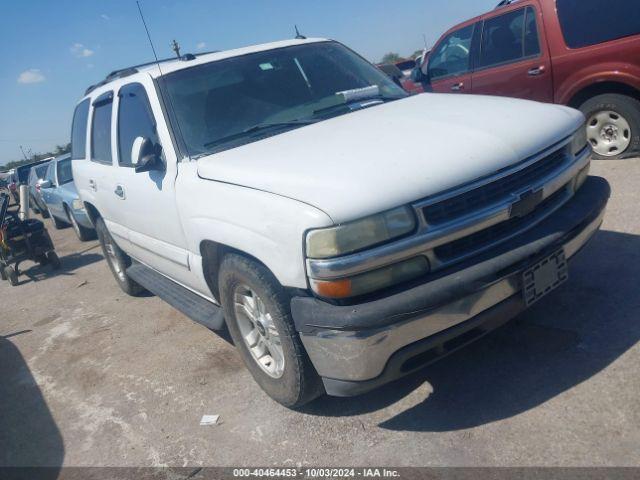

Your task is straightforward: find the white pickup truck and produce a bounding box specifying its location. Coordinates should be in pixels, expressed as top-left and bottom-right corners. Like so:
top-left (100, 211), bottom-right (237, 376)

top-left (72, 38), bottom-right (610, 407)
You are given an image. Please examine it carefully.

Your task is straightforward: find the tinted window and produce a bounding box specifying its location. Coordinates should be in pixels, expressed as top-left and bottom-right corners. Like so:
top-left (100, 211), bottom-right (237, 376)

top-left (117, 84), bottom-right (160, 167)
top-left (557, 0), bottom-right (640, 49)
top-left (57, 158), bottom-right (73, 185)
top-left (480, 8), bottom-right (524, 68)
top-left (45, 163), bottom-right (56, 184)
top-left (524, 7), bottom-right (541, 57)
top-left (429, 24), bottom-right (475, 80)
top-left (71, 99), bottom-right (90, 160)
top-left (91, 93), bottom-right (113, 164)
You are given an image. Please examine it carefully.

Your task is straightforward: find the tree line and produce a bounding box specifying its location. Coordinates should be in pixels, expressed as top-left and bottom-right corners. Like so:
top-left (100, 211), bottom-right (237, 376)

top-left (1, 143), bottom-right (71, 172)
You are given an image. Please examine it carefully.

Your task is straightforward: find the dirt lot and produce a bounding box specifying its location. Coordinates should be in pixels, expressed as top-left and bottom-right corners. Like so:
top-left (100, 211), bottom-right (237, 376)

top-left (1, 159), bottom-right (639, 468)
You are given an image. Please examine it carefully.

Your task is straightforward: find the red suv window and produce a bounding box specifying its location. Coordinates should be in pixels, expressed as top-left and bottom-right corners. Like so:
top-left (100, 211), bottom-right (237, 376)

top-left (557, 0), bottom-right (640, 49)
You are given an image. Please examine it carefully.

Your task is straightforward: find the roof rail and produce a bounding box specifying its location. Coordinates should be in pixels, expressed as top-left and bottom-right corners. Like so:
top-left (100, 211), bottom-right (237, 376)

top-left (83, 51), bottom-right (218, 96)
top-left (495, 0), bottom-right (517, 8)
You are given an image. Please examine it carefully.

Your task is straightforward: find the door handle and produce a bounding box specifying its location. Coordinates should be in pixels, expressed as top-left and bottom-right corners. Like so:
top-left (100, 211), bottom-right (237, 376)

top-left (528, 66), bottom-right (546, 76)
top-left (114, 185), bottom-right (125, 199)
top-left (88, 179), bottom-right (97, 192)
top-left (451, 82), bottom-right (464, 92)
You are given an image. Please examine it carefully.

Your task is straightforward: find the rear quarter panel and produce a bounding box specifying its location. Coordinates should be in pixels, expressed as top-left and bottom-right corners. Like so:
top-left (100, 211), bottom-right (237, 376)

top-left (540, 0), bottom-right (640, 104)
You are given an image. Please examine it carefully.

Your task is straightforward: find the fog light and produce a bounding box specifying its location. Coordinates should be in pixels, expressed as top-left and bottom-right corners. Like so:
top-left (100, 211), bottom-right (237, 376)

top-left (310, 256), bottom-right (430, 299)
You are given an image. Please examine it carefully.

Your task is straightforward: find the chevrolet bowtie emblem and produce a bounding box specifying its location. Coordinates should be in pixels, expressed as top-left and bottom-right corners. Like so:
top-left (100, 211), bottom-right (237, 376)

top-left (510, 189), bottom-right (544, 218)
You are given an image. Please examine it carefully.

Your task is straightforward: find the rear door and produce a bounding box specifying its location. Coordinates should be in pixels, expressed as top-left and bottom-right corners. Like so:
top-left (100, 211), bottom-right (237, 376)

top-left (427, 23), bottom-right (476, 94)
top-left (472, 5), bottom-right (553, 103)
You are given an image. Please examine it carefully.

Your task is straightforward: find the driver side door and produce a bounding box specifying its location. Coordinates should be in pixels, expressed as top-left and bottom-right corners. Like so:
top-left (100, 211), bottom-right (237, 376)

top-left (427, 23), bottom-right (477, 94)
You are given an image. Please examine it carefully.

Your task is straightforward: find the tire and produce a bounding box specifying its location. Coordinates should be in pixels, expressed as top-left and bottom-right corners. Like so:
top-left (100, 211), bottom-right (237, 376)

top-left (30, 195), bottom-right (41, 214)
top-left (95, 217), bottom-right (145, 296)
top-left (50, 212), bottom-right (68, 230)
top-left (39, 201), bottom-right (50, 219)
top-left (46, 251), bottom-right (61, 270)
top-left (4, 266), bottom-right (18, 286)
top-left (218, 254), bottom-right (323, 408)
top-left (579, 93), bottom-right (640, 159)
top-left (0, 267), bottom-right (7, 281)
top-left (65, 205), bottom-right (95, 241)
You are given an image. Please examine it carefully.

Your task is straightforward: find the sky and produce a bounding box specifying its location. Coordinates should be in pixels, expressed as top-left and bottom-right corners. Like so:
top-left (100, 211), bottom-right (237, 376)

top-left (0, 0), bottom-right (497, 166)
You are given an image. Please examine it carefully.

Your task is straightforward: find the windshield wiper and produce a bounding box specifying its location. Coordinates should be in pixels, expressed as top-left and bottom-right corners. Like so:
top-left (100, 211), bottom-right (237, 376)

top-left (204, 120), bottom-right (317, 149)
top-left (312, 96), bottom-right (397, 118)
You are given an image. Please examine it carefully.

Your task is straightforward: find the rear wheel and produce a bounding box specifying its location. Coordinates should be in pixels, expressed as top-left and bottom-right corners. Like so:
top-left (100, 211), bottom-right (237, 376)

top-left (95, 217), bottom-right (145, 296)
top-left (580, 94), bottom-right (640, 159)
top-left (219, 254), bottom-right (323, 408)
top-left (30, 195), bottom-right (41, 214)
top-left (50, 211), bottom-right (68, 230)
top-left (46, 251), bottom-right (61, 270)
top-left (65, 205), bottom-right (95, 241)
top-left (3, 266), bottom-right (18, 286)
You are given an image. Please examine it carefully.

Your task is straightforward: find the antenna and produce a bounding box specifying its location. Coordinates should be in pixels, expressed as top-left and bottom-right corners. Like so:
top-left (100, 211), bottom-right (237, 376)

top-left (171, 39), bottom-right (181, 59)
top-left (135, 1), bottom-right (188, 159)
top-left (294, 25), bottom-right (306, 40)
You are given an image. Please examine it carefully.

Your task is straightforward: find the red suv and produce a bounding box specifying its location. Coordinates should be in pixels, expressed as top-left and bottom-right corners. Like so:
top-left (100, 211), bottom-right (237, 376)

top-left (415, 0), bottom-right (640, 159)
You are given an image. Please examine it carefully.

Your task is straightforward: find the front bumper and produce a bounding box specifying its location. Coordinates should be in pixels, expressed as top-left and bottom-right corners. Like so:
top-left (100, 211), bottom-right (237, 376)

top-left (291, 176), bottom-right (610, 397)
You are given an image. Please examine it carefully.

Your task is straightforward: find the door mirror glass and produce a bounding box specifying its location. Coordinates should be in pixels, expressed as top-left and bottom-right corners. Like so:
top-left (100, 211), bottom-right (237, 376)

top-left (411, 66), bottom-right (427, 83)
top-left (131, 136), bottom-right (163, 173)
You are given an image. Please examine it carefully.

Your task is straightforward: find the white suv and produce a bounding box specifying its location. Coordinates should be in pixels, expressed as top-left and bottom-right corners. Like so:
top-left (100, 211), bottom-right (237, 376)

top-left (71, 38), bottom-right (609, 407)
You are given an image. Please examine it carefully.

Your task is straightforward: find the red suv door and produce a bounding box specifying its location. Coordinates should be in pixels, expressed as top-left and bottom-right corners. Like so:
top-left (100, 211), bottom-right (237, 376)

top-left (472, 4), bottom-right (553, 103)
top-left (426, 23), bottom-right (476, 94)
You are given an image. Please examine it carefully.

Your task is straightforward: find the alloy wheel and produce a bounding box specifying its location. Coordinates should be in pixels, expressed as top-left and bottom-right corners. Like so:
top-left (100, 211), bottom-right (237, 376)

top-left (233, 285), bottom-right (285, 378)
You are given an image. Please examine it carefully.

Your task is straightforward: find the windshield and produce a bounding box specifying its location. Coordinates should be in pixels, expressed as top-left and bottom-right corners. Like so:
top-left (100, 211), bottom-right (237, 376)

top-left (57, 158), bottom-right (73, 185)
top-left (163, 41), bottom-right (407, 157)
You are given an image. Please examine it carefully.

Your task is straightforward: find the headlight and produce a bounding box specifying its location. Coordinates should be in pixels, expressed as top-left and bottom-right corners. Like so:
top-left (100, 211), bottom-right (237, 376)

top-left (571, 125), bottom-right (588, 156)
top-left (310, 256), bottom-right (430, 299)
top-left (306, 206), bottom-right (416, 259)
top-left (72, 199), bottom-right (84, 210)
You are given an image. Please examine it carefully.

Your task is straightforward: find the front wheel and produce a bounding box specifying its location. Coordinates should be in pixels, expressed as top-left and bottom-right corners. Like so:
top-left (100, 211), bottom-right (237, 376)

top-left (95, 217), bottom-right (145, 296)
top-left (580, 93), bottom-right (640, 159)
top-left (50, 211), bottom-right (68, 230)
top-left (218, 254), bottom-right (323, 408)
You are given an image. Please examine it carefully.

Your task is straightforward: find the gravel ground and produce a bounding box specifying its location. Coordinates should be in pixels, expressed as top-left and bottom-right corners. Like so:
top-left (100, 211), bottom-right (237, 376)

top-left (1, 159), bottom-right (639, 467)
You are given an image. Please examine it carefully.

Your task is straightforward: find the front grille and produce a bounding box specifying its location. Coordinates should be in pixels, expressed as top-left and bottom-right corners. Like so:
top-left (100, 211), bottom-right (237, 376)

top-left (434, 185), bottom-right (570, 262)
top-left (423, 147), bottom-right (568, 225)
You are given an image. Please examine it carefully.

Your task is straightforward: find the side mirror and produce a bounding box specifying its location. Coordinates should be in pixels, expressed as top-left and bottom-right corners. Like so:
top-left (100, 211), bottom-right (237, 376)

top-left (411, 66), bottom-right (428, 83)
top-left (39, 180), bottom-right (52, 189)
top-left (131, 137), bottom-right (164, 173)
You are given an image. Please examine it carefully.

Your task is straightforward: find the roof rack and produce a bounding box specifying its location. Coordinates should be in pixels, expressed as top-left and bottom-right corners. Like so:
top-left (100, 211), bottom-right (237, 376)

top-left (84, 50), bottom-right (219, 96)
top-left (495, 0), bottom-right (518, 8)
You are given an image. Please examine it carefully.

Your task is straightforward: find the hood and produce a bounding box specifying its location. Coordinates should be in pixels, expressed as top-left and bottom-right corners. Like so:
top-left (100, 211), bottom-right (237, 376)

top-left (197, 93), bottom-right (584, 223)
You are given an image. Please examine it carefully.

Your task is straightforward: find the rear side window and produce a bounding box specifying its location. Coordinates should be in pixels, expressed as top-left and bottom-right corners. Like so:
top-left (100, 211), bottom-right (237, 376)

top-left (429, 24), bottom-right (475, 80)
top-left (91, 92), bottom-right (114, 164)
top-left (57, 158), bottom-right (73, 185)
top-left (479, 7), bottom-right (540, 68)
top-left (117, 83), bottom-right (160, 167)
top-left (557, 0), bottom-right (640, 49)
top-left (71, 99), bottom-right (90, 160)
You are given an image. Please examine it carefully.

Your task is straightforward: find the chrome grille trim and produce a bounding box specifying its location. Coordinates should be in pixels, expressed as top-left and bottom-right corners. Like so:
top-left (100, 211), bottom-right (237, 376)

top-left (306, 145), bottom-right (591, 281)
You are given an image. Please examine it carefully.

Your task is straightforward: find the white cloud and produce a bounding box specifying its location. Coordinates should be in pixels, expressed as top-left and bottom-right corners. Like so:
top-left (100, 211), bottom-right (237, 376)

top-left (17, 69), bottom-right (45, 84)
top-left (196, 42), bottom-right (206, 50)
top-left (100, 14), bottom-right (110, 20)
top-left (70, 43), bottom-right (94, 58)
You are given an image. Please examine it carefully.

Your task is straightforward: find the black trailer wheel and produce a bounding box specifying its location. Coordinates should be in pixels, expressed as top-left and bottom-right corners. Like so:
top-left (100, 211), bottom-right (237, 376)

top-left (4, 266), bottom-right (18, 286)
top-left (46, 251), bottom-right (61, 270)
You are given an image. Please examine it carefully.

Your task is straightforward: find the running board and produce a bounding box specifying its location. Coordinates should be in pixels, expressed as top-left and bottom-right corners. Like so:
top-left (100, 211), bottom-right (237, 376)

top-left (127, 262), bottom-right (225, 331)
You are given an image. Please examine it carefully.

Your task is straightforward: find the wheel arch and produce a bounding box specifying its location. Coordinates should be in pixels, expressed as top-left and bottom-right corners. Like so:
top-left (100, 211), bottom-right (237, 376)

top-left (83, 202), bottom-right (101, 227)
top-left (200, 240), bottom-right (286, 302)
top-left (567, 81), bottom-right (640, 109)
